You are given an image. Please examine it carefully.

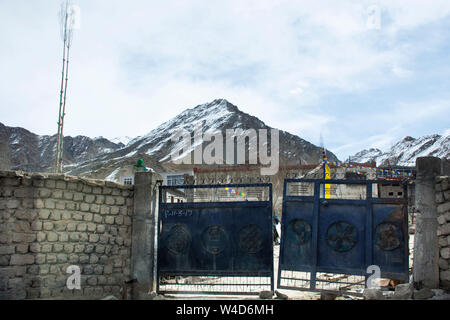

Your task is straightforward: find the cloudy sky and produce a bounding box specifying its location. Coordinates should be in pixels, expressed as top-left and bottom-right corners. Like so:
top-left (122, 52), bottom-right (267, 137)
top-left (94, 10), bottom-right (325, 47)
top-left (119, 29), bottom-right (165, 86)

top-left (1, 0), bottom-right (449, 160)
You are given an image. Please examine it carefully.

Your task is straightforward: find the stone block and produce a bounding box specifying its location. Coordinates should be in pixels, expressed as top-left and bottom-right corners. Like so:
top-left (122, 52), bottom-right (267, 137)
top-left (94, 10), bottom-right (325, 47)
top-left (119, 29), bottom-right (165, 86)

top-left (64, 244), bottom-right (74, 253)
top-left (36, 232), bottom-right (46, 242)
top-left (84, 194), bottom-right (95, 203)
top-left (84, 244), bottom-right (94, 254)
top-left (438, 215), bottom-right (447, 225)
top-left (29, 243), bottom-right (40, 253)
top-left (79, 254), bottom-right (89, 264)
top-left (12, 233), bottom-right (36, 243)
top-left (53, 243), bottom-right (63, 253)
top-left (34, 199), bottom-right (44, 209)
top-left (74, 244), bottom-right (85, 253)
top-left (105, 216), bottom-right (115, 225)
top-left (77, 223), bottom-right (87, 232)
top-left (100, 206), bottom-right (110, 215)
top-left (441, 247), bottom-right (450, 259)
top-left (438, 224), bottom-right (450, 236)
top-left (110, 206), bottom-right (120, 215)
top-left (47, 232), bottom-right (58, 242)
top-left (31, 221), bottom-right (42, 231)
top-left (438, 202), bottom-right (450, 215)
top-left (55, 222), bottom-right (67, 232)
top-left (90, 204), bottom-right (100, 213)
top-left (80, 203), bottom-right (90, 212)
top-left (87, 222), bottom-right (96, 232)
top-left (93, 187), bottom-right (102, 195)
top-left (6, 199), bottom-right (20, 209)
top-left (413, 288), bottom-right (435, 300)
top-left (73, 192), bottom-right (84, 201)
top-left (44, 199), bottom-right (55, 209)
top-left (89, 234), bottom-right (99, 243)
top-left (440, 270), bottom-right (450, 281)
top-left (393, 283), bottom-right (413, 300)
top-left (95, 195), bottom-right (105, 205)
top-left (94, 214), bottom-right (103, 223)
top-left (55, 201), bottom-right (65, 210)
top-left (39, 188), bottom-right (52, 198)
top-left (105, 196), bottom-right (115, 205)
top-left (95, 245), bottom-right (105, 254)
top-left (52, 189), bottom-right (63, 199)
top-left (57, 253), bottom-right (67, 263)
top-left (10, 254), bottom-right (35, 265)
top-left (13, 221), bottom-right (31, 233)
top-left (115, 197), bottom-right (125, 205)
top-left (68, 254), bottom-right (79, 264)
top-left (15, 244), bottom-right (29, 254)
top-left (67, 182), bottom-right (78, 191)
top-left (43, 222), bottom-right (54, 231)
top-left (56, 180), bottom-right (66, 189)
top-left (63, 191), bottom-right (74, 200)
top-left (69, 233), bottom-right (80, 241)
top-left (67, 222), bottom-right (77, 232)
top-left (115, 216), bottom-right (124, 225)
top-left (0, 245), bottom-right (15, 255)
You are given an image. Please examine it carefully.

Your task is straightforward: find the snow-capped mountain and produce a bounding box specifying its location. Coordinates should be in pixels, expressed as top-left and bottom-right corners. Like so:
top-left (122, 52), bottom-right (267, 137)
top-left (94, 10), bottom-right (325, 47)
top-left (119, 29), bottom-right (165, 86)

top-left (1, 99), bottom-right (339, 178)
top-left (350, 133), bottom-right (450, 166)
top-left (109, 136), bottom-right (133, 148)
top-left (65, 99), bottom-right (339, 177)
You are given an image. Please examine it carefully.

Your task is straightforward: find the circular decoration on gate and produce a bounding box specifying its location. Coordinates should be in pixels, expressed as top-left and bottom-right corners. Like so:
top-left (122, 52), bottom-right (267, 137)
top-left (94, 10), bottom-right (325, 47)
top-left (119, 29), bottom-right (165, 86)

top-left (166, 224), bottom-right (191, 255)
top-left (287, 219), bottom-right (312, 245)
top-left (326, 221), bottom-right (358, 252)
top-left (375, 222), bottom-right (402, 251)
top-left (238, 224), bottom-right (264, 254)
top-left (201, 225), bottom-right (228, 255)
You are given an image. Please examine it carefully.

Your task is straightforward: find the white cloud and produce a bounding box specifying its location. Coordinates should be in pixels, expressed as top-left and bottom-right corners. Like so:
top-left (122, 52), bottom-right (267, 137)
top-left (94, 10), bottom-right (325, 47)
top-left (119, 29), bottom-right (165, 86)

top-left (1, 0), bottom-right (449, 161)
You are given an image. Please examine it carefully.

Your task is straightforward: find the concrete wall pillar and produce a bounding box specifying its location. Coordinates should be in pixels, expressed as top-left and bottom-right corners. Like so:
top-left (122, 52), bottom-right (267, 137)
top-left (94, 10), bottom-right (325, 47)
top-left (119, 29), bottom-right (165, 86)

top-left (131, 171), bottom-right (155, 299)
top-left (413, 156), bottom-right (441, 288)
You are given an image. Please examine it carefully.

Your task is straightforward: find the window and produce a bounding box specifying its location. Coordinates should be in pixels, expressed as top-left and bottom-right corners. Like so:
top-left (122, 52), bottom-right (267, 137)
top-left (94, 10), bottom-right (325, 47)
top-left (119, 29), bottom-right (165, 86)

top-left (166, 174), bottom-right (184, 186)
top-left (120, 176), bottom-right (134, 185)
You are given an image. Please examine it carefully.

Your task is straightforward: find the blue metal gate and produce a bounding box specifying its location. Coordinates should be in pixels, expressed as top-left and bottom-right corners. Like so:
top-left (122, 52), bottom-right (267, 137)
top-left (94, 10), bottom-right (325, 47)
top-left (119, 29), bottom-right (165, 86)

top-left (157, 183), bottom-right (274, 294)
top-left (278, 179), bottom-right (409, 293)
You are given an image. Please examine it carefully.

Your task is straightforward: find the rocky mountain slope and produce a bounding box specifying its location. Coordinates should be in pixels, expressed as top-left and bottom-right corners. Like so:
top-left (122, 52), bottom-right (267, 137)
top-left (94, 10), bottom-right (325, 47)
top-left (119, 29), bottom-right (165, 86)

top-left (1, 99), bottom-right (338, 178)
top-left (0, 122), bottom-right (124, 173)
top-left (350, 132), bottom-right (450, 166)
top-left (65, 99), bottom-right (339, 178)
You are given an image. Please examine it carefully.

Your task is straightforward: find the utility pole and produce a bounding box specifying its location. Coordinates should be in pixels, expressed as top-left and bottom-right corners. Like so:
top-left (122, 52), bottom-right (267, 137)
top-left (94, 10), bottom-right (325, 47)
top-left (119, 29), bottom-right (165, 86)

top-left (54, 0), bottom-right (76, 173)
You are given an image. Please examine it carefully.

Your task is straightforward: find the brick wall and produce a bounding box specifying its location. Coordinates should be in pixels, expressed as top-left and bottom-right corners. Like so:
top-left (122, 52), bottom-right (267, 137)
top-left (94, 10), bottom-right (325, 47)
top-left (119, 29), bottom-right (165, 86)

top-left (0, 171), bottom-right (134, 299)
top-left (436, 176), bottom-right (450, 290)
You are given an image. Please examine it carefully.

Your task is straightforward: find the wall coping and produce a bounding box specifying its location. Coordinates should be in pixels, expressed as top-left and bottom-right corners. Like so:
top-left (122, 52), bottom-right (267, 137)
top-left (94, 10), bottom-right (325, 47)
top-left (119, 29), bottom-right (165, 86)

top-left (0, 170), bottom-right (134, 190)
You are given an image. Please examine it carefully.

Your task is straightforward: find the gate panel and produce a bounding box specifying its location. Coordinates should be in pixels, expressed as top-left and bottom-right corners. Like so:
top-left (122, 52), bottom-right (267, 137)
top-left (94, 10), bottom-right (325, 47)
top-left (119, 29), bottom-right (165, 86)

top-left (278, 179), bottom-right (409, 293)
top-left (317, 203), bottom-right (366, 273)
top-left (157, 184), bottom-right (273, 295)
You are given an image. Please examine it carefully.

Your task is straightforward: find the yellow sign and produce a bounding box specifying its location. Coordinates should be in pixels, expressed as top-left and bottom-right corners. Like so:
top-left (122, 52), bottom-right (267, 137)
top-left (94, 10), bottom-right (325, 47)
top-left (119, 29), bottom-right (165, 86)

top-left (324, 163), bottom-right (331, 199)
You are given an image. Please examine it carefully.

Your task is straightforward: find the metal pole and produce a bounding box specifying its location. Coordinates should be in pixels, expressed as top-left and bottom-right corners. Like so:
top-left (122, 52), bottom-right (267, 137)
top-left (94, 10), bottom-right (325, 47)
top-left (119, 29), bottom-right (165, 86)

top-left (59, 44), bottom-right (71, 173)
top-left (55, 5), bottom-right (68, 173)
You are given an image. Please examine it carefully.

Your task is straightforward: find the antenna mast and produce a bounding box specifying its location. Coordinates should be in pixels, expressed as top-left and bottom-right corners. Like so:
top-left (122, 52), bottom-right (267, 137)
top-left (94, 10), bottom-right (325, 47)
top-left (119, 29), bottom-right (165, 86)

top-left (54, 0), bottom-right (75, 173)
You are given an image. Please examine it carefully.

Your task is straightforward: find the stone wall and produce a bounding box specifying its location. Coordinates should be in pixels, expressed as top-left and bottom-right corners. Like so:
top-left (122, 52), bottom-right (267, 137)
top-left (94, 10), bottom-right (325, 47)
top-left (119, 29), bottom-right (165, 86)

top-left (0, 171), bottom-right (134, 299)
top-left (436, 176), bottom-right (450, 290)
